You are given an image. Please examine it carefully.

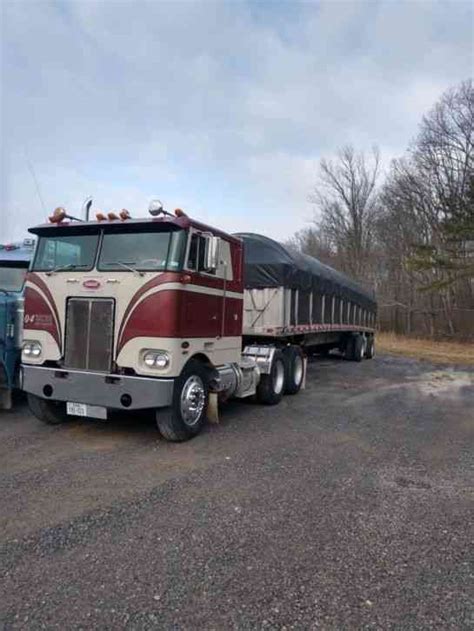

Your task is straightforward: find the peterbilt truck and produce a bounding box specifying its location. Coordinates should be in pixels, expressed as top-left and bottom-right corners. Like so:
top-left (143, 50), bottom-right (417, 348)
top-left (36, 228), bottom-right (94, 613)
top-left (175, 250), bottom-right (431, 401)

top-left (21, 205), bottom-right (376, 441)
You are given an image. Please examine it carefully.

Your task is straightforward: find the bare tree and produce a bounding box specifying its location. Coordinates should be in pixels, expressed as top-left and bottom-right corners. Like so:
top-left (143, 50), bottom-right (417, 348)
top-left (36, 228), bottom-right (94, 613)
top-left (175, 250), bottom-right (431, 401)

top-left (309, 145), bottom-right (381, 281)
top-left (289, 80), bottom-right (473, 340)
top-left (285, 225), bottom-right (337, 268)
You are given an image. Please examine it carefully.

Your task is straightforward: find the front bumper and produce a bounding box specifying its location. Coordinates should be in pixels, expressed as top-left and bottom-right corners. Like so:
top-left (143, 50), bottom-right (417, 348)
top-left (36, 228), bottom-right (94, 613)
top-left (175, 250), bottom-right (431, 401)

top-left (22, 365), bottom-right (174, 410)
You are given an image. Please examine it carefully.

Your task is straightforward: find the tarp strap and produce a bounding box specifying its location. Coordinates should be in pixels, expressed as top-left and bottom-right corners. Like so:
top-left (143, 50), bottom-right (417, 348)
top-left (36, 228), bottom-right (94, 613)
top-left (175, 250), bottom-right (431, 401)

top-left (250, 288), bottom-right (280, 328)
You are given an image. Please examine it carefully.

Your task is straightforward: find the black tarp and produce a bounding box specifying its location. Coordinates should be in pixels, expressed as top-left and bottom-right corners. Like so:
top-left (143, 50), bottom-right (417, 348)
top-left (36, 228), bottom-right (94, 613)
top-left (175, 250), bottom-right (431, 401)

top-left (235, 233), bottom-right (377, 312)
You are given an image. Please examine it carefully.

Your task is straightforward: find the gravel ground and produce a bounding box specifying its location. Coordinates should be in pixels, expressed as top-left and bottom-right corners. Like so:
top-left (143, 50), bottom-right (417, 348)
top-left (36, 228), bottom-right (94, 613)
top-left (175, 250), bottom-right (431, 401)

top-left (0, 353), bottom-right (473, 630)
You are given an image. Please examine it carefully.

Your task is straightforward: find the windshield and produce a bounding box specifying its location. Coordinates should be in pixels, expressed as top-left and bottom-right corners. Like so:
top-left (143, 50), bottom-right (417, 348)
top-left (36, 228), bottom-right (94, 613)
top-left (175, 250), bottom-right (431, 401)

top-left (32, 234), bottom-right (99, 271)
top-left (0, 265), bottom-right (27, 292)
top-left (98, 230), bottom-right (186, 272)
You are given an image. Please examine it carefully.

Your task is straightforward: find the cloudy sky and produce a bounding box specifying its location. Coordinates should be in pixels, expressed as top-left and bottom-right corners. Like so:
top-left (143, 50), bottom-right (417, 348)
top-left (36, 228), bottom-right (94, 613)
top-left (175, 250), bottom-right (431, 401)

top-left (1, 0), bottom-right (472, 242)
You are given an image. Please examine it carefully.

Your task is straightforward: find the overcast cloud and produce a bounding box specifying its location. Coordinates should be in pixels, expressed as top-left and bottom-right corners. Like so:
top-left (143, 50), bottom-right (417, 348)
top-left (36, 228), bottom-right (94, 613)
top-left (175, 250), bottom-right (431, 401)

top-left (1, 0), bottom-right (472, 241)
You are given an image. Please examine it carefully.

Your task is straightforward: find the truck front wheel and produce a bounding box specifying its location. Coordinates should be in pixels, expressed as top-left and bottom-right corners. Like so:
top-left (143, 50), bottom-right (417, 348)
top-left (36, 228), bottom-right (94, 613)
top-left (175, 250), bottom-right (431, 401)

top-left (27, 393), bottom-right (68, 425)
top-left (256, 350), bottom-right (285, 405)
top-left (156, 359), bottom-right (209, 442)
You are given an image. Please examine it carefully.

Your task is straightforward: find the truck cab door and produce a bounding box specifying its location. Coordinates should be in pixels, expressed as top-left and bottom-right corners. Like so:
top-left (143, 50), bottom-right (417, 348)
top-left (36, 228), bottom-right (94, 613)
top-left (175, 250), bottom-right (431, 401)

top-left (183, 231), bottom-right (222, 338)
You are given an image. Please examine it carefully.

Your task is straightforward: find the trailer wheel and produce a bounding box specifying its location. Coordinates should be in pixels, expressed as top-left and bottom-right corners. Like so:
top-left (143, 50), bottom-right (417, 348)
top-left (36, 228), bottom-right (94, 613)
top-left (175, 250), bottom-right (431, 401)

top-left (365, 336), bottom-right (375, 359)
top-left (283, 346), bottom-right (304, 395)
top-left (156, 359), bottom-right (209, 442)
top-left (345, 334), bottom-right (364, 362)
top-left (256, 350), bottom-right (285, 405)
top-left (27, 394), bottom-right (68, 425)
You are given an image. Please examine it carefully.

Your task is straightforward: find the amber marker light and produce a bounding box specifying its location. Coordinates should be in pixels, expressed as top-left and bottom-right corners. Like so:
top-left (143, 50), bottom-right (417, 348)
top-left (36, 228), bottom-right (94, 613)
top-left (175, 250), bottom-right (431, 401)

top-left (119, 209), bottom-right (131, 220)
top-left (48, 207), bottom-right (67, 223)
top-left (174, 208), bottom-right (187, 217)
top-left (96, 212), bottom-right (106, 221)
top-left (107, 212), bottom-right (119, 221)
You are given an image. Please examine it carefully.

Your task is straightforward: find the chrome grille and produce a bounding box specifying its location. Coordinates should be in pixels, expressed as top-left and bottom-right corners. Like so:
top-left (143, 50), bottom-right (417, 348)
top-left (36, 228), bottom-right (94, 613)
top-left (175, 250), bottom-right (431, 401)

top-left (64, 298), bottom-right (114, 371)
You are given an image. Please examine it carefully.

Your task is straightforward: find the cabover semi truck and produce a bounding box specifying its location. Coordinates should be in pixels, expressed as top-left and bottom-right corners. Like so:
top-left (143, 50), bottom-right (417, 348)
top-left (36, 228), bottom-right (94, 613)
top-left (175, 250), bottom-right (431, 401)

top-left (21, 204), bottom-right (376, 441)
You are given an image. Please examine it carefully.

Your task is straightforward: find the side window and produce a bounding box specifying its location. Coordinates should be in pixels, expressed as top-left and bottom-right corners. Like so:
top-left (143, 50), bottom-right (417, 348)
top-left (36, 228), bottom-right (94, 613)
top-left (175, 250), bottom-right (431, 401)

top-left (197, 236), bottom-right (207, 271)
top-left (186, 233), bottom-right (216, 274)
top-left (187, 234), bottom-right (199, 270)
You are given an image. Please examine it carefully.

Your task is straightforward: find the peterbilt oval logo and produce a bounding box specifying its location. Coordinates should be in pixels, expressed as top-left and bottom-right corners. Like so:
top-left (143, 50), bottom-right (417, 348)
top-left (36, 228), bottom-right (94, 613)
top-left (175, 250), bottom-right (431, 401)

top-left (82, 279), bottom-right (101, 289)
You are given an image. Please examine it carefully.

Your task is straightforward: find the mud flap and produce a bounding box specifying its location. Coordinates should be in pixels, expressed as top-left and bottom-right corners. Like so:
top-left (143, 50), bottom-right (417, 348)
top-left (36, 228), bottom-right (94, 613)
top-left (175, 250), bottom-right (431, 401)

top-left (0, 387), bottom-right (12, 410)
top-left (301, 356), bottom-right (308, 390)
top-left (207, 391), bottom-right (220, 424)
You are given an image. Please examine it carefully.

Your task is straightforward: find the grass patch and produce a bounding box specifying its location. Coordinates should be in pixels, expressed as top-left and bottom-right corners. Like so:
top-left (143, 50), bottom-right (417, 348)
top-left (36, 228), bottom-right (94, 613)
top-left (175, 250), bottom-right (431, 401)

top-left (377, 332), bottom-right (474, 365)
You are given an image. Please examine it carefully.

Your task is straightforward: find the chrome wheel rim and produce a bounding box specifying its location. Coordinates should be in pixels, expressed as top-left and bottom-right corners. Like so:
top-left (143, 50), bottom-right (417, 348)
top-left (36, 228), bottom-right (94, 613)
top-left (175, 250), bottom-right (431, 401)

top-left (180, 375), bottom-right (205, 426)
top-left (293, 355), bottom-right (303, 385)
top-left (273, 360), bottom-right (285, 395)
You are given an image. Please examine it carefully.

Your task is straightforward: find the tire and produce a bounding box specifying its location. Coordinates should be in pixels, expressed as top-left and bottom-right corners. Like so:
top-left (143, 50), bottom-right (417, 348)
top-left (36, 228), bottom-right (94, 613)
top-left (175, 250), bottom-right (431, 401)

top-left (27, 393), bottom-right (68, 425)
top-left (156, 359), bottom-right (209, 442)
top-left (345, 334), bottom-right (364, 362)
top-left (283, 345), bottom-right (305, 395)
top-left (256, 350), bottom-right (285, 405)
top-left (365, 336), bottom-right (375, 359)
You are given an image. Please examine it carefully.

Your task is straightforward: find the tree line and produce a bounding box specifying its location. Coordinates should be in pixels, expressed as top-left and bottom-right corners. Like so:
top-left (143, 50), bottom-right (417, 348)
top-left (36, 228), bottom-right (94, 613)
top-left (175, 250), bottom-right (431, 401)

top-left (288, 79), bottom-right (473, 340)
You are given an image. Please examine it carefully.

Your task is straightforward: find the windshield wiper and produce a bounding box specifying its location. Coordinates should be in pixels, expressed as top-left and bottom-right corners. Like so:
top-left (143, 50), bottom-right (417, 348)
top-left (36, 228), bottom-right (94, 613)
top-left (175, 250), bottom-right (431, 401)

top-left (46, 264), bottom-right (89, 276)
top-left (103, 261), bottom-right (144, 277)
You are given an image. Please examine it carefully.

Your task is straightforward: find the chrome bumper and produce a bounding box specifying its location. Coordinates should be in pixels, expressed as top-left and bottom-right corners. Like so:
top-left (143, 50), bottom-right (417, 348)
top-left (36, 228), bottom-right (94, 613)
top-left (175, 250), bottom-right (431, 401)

top-left (22, 365), bottom-right (174, 410)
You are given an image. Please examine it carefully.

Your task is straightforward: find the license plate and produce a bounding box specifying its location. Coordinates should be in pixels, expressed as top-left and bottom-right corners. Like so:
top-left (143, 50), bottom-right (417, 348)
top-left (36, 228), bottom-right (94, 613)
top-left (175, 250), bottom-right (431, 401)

top-left (66, 402), bottom-right (107, 420)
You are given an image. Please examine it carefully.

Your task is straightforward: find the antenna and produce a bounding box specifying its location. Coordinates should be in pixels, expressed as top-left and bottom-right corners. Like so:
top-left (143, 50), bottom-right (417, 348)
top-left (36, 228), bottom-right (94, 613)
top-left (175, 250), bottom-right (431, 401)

top-left (24, 147), bottom-right (46, 213)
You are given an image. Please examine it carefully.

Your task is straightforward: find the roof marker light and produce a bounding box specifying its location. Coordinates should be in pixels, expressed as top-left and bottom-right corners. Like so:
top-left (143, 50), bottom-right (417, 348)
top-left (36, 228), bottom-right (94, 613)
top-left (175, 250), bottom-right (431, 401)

top-left (119, 209), bottom-right (131, 221)
top-left (174, 208), bottom-right (187, 218)
top-left (107, 212), bottom-right (119, 221)
top-left (96, 212), bottom-right (107, 221)
top-left (49, 207), bottom-right (67, 224)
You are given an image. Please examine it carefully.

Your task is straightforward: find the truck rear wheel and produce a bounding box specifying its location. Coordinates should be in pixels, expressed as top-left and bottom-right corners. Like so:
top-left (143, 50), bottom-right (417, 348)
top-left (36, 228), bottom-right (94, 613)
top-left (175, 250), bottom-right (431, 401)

top-left (156, 359), bottom-right (209, 442)
top-left (27, 393), bottom-right (68, 425)
top-left (283, 345), bottom-right (304, 395)
top-left (365, 336), bottom-right (375, 359)
top-left (345, 334), bottom-right (365, 362)
top-left (256, 350), bottom-right (285, 405)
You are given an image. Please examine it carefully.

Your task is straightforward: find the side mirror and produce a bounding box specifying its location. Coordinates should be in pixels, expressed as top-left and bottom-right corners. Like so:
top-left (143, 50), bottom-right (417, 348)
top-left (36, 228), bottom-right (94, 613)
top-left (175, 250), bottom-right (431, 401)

top-left (204, 236), bottom-right (220, 271)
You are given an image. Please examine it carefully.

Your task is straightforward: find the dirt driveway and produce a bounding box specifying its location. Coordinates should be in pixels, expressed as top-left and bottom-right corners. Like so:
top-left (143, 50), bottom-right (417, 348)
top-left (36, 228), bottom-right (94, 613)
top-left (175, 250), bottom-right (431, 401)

top-left (1, 354), bottom-right (473, 629)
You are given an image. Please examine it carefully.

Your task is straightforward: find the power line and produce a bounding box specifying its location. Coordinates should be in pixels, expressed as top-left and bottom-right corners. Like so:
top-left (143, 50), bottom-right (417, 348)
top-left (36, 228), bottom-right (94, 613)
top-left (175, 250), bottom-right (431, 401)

top-left (24, 147), bottom-right (46, 212)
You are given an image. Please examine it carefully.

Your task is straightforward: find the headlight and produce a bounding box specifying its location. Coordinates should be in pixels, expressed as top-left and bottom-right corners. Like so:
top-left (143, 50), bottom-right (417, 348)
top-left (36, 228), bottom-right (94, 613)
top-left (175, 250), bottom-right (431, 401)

top-left (143, 350), bottom-right (170, 369)
top-left (23, 341), bottom-right (42, 358)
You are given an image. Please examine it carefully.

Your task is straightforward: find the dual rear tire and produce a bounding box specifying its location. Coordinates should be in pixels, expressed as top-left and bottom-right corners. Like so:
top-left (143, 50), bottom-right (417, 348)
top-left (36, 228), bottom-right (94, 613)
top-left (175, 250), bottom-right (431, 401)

top-left (365, 336), bottom-right (375, 359)
top-left (256, 345), bottom-right (305, 405)
top-left (256, 350), bottom-right (286, 405)
top-left (345, 334), bottom-right (375, 361)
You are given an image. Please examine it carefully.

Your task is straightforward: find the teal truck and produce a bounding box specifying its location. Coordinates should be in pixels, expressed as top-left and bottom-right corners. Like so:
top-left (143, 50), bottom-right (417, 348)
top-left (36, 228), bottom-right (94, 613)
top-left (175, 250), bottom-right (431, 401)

top-left (0, 240), bottom-right (35, 409)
